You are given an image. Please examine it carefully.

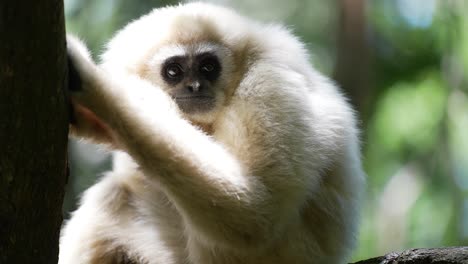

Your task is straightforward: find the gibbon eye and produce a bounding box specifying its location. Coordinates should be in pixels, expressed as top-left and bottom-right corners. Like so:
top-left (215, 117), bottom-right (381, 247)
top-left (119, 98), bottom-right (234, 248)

top-left (200, 63), bottom-right (215, 73)
top-left (198, 58), bottom-right (221, 82)
top-left (165, 63), bottom-right (183, 79)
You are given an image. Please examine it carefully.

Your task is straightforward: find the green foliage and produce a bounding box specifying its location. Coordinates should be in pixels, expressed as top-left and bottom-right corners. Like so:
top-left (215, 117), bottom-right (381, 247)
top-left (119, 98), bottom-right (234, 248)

top-left (373, 73), bottom-right (446, 154)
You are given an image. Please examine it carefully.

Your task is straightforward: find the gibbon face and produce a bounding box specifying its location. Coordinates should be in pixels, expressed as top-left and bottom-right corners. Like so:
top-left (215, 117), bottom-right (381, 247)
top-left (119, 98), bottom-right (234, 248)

top-left (161, 49), bottom-right (221, 114)
top-left (142, 42), bottom-right (235, 124)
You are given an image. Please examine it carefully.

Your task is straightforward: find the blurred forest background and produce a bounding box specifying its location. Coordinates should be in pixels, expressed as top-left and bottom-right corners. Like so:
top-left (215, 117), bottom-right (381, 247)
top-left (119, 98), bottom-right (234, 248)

top-left (63, 0), bottom-right (468, 261)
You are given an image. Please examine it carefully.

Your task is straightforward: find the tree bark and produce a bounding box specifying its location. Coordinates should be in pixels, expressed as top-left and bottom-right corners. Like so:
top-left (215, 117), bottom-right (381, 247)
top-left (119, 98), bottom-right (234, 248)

top-left (0, 1), bottom-right (68, 263)
top-left (351, 247), bottom-right (468, 264)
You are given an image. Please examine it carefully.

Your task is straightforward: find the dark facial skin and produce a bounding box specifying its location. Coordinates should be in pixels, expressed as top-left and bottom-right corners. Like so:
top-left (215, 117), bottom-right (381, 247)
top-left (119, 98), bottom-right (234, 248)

top-left (161, 52), bottom-right (222, 114)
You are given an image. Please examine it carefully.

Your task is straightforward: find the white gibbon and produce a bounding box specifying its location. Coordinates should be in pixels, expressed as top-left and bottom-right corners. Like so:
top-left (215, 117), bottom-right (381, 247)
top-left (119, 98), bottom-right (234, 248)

top-left (60, 2), bottom-right (365, 264)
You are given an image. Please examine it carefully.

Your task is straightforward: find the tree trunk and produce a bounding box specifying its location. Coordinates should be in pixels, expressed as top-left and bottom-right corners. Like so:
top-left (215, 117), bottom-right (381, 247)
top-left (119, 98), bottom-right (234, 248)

top-left (0, 1), bottom-right (68, 263)
top-left (334, 0), bottom-right (372, 123)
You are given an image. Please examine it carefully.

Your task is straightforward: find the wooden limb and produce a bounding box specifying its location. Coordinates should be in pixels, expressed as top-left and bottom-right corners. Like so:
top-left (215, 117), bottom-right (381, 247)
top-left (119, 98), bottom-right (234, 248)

top-left (351, 247), bottom-right (468, 264)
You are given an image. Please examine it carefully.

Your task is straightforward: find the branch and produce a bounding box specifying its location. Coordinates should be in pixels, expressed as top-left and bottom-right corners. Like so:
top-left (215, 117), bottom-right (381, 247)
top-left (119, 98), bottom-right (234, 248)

top-left (351, 247), bottom-right (468, 264)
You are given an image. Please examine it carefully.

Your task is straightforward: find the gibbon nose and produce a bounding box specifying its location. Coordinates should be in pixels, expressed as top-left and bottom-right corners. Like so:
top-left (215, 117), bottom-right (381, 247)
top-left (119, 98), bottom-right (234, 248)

top-left (187, 81), bottom-right (201, 93)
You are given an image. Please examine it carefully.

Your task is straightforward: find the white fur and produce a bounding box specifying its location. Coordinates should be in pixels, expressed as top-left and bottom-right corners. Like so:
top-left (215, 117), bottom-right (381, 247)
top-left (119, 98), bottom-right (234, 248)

top-left (60, 2), bottom-right (364, 264)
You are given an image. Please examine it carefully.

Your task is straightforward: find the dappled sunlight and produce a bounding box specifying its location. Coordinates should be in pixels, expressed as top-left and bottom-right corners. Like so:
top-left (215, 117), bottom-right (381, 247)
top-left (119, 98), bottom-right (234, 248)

top-left (376, 163), bottom-right (423, 253)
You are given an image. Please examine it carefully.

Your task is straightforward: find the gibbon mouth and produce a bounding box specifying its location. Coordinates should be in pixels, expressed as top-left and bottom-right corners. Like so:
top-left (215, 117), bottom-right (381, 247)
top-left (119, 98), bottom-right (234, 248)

top-left (175, 96), bottom-right (216, 113)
